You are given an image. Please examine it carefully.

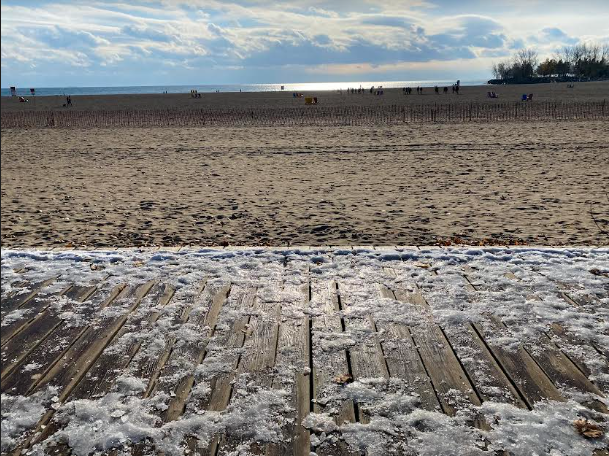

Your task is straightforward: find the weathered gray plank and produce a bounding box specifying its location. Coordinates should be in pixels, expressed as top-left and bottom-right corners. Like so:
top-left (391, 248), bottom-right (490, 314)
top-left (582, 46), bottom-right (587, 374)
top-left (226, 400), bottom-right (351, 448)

top-left (1, 284), bottom-right (118, 396)
top-left (377, 285), bottom-right (441, 412)
top-left (211, 278), bottom-right (284, 455)
top-left (472, 318), bottom-right (564, 408)
top-left (159, 282), bottom-right (231, 422)
top-left (267, 281), bottom-right (311, 456)
top-left (1, 284), bottom-right (97, 381)
top-left (1, 282), bottom-right (72, 347)
top-left (69, 283), bottom-right (176, 400)
top-left (31, 281), bottom-right (155, 398)
top-left (131, 280), bottom-right (208, 397)
top-left (188, 286), bottom-right (257, 456)
top-left (1, 277), bottom-right (57, 321)
top-left (3, 284), bottom-right (129, 454)
top-left (311, 278), bottom-right (358, 447)
top-left (338, 280), bottom-right (389, 424)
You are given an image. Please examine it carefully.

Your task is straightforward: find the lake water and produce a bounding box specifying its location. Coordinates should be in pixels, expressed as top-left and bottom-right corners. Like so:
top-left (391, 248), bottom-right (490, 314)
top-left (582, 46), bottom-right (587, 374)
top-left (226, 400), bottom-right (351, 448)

top-left (1, 80), bottom-right (487, 97)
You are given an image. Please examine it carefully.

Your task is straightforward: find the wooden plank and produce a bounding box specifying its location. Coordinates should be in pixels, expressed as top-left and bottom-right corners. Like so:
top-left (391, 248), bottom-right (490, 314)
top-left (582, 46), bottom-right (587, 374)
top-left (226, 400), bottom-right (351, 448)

top-left (233, 293), bottom-right (280, 380)
top-left (69, 283), bottom-right (176, 400)
top-left (408, 323), bottom-right (481, 415)
top-left (154, 282), bottom-right (231, 422)
top-left (2, 279), bottom-right (28, 302)
top-left (519, 331), bottom-right (607, 413)
top-left (86, 281), bottom-right (208, 456)
top-left (457, 271), bottom-right (567, 408)
top-left (129, 280), bottom-right (208, 397)
top-left (472, 319), bottom-right (564, 408)
top-left (29, 281), bottom-right (155, 399)
top-left (187, 286), bottom-right (257, 455)
top-left (468, 269), bottom-right (607, 408)
top-left (381, 279), bottom-right (486, 428)
top-left (0, 277), bottom-right (56, 320)
top-left (266, 281), bottom-right (311, 456)
top-left (337, 280), bottom-right (389, 424)
top-left (558, 292), bottom-right (608, 358)
top-left (446, 323), bottom-right (528, 408)
top-left (548, 322), bottom-right (609, 389)
top-left (405, 269), bottom-right (528, 409)
top-left (565, 291), bottom-right (609, 312)
top-left (199, 287), bottom-right (258, 410)
top-left (122, 282), bottom-right (229, 456)
top-left (211, 282), bottom-right (283, 455)
top-left (504, 271), bottom-right (609, 360)
top-left (505, 273), bottom-right (609, 378)
top-left (1, 284), bottom-right (125, 396)
top-left (28, 284), bottom-right (176, 455)
top-left (311, 280), bottom-right (356, 424)
top-left (1, 281), bottom-right (70, 345)
top-left (377, 285), bottom-right (441, 412)
top-left (1, 284), bottom-right (97, 381)
top-left (2, 284), bottom-right (129, 455)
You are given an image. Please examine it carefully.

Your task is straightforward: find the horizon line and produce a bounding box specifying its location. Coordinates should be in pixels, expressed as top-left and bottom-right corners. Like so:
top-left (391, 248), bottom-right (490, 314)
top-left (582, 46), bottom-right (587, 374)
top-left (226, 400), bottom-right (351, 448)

top-left (1, 78), bottom-right (486, 90)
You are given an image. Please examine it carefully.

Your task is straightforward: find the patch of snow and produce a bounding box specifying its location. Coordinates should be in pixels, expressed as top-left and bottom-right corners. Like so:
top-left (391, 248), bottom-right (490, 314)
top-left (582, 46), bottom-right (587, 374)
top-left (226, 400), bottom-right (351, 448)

top-left (1, 387), bottom-right (58, 452)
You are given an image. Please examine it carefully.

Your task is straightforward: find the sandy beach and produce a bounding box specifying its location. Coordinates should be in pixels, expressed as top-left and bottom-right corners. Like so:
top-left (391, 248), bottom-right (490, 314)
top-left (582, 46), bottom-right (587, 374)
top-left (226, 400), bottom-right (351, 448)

top-left (2, 114), bottom-right (608, 247)
top-left (2, 81), bottom-right (609, 113)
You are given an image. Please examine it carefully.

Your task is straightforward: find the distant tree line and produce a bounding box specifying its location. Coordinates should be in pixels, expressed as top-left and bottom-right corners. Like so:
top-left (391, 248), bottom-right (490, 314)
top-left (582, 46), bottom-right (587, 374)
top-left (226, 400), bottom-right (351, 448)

top-left (491, 43), bottom-right (609, 83)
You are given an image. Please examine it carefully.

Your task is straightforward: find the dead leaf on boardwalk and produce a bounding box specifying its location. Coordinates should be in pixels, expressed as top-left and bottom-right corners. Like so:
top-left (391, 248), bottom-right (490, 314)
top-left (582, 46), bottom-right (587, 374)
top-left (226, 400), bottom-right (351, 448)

top-left (574, 419), bottom-right (604, 439)
top-left (415, 262), bottom-right (431, 269)
top-left (334, 374), bottom-right (353, 385)
top-left (590, 268), bottom-right (609, 277)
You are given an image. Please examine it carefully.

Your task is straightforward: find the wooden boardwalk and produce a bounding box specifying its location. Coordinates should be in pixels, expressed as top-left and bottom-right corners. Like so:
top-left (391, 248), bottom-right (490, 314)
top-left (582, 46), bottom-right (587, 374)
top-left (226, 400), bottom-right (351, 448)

top-left (1, 247), bottom-right (608, 455)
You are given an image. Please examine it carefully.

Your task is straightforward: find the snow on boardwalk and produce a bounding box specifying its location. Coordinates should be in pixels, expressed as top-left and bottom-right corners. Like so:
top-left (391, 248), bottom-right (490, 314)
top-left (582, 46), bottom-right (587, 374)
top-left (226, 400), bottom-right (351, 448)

top-left (1, 246), bottom-right (608, 456)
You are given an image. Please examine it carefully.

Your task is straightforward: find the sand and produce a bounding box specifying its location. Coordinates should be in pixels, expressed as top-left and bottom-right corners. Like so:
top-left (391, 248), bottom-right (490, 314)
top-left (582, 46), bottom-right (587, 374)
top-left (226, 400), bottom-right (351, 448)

top-left (2, 119), bottom-right (608, 247)
top-left (2, 81), bottom-right (609, 113)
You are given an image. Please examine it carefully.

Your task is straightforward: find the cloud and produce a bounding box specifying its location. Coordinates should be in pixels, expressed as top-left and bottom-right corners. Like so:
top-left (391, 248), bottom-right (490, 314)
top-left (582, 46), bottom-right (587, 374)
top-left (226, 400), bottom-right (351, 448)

top-left (1, 1), bottom-right (607, 86)
top-left (361, 16), bottom-right (413, 28)
top-left (539, 27), bottom-right (579, 45)
top-left (430, 15), bottom-right (507, 49)
top-left (121, 25), bottom-right (173, 42)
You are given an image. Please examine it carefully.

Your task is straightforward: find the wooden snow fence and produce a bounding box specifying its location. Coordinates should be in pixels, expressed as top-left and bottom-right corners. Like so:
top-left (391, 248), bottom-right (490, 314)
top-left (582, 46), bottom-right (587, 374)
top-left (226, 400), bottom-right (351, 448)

top-left (2, 100), bottom-right (607, 128)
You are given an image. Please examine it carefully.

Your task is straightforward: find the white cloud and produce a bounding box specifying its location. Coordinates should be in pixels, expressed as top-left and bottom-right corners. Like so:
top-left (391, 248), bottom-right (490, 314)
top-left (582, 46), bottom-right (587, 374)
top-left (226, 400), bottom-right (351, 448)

top-left (1, 0), bottom-right (607, 86)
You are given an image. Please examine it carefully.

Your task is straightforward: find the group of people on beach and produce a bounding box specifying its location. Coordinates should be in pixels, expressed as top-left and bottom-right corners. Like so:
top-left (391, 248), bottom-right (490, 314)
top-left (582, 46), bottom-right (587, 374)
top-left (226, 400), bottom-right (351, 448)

top-left (433, 85), bottom-right (460, 94)
top-left (401, 81), bottom-right (462, 95)
top-left (342, 87), bottom-right (366, 94)
top-left (338, 86), bottom-right (385, 95)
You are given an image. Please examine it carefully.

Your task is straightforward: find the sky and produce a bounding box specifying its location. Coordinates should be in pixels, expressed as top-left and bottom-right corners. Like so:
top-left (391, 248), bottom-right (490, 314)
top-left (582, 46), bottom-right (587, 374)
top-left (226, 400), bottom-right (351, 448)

top-left (1, 0), bottom-right (608, 87)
